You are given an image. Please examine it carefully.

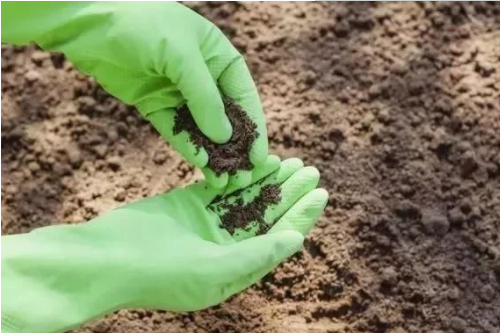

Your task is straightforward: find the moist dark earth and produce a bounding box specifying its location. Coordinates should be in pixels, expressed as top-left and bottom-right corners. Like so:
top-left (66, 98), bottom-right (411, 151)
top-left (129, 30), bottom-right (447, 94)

top-left (2, 2), bottom-right (500, 333)
top-left (174, 96), bottom-right (257, 176)
top-left (216, 184), bottom-right (282, 236)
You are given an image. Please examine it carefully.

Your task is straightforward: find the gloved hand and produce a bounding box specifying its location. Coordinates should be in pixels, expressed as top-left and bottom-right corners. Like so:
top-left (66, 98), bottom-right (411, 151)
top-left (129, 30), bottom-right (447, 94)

top-left (1, 2), bottom-right (267, 189)
top-left (2, 156), bottom-right (328, 333)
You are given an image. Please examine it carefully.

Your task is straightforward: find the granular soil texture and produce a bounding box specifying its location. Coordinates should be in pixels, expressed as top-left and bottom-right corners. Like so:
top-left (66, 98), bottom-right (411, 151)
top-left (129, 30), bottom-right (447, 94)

top-left (173, 96), bottom-right (258, 176)
top-left (217, 184), bottom-right (281, 236)
top-left (2, 2), bottom-right (500, 333)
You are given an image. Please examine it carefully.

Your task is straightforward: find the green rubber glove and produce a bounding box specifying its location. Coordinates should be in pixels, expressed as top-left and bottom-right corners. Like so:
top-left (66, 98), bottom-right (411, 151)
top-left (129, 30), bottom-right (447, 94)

top-left (1, 2), bottom-right (267, 188)
top-left (2, 156), bottom-right (328, 333)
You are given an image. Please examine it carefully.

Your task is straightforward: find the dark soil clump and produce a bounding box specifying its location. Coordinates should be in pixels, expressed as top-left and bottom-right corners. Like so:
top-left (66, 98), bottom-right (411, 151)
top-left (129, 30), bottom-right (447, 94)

top-left (219, 184), bottom-right (281, 235)
top-left (173, 96), bottom-right (258, 176)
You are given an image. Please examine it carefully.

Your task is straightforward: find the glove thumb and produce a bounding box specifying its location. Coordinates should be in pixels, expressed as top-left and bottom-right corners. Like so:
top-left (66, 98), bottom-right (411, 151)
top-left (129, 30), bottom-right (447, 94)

top-left (217, 230), bottom-right (304, 300)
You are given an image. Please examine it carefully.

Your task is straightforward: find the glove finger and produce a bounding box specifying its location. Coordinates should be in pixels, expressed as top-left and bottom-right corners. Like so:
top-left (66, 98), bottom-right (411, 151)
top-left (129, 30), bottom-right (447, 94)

top-left (218, 55), bottom-right (268, 166)
top-left (227, 170), bottom-right (253, 191)
top-left (241, 157), bottom-right (304, 192)
top-left (272, 157), bottom-right (304, 184)
top-left (209, 158), bottom-right (306, 241)
top-left (170, 52), bottom-right (232, 144)
top-left (214, 157), bottom-right (303, 206)
top-left (202, 168), bottom-right (229, 189)
top-left (264, 166), bottom-right (321, 224)
top-left (270, 188), bottom-right (328, 236)
top-left (147, 109), bottom-right (208, 168)
top-left (224, 155), bottom-right (280, 195)
top-left (214, 230), bottom-right (303, 291)
top-left (201, 32), bottom-right (267, 166)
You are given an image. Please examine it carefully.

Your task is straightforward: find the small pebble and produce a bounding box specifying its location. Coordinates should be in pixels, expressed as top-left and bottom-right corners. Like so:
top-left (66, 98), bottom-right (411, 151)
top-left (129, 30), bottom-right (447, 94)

top-left (479, 284), bottom-right (495, 302)
top-left (408, 80), bottom-right (424, 96)
top-left (107, 128), bottom-right (119, 142)
top-left (448, 207), bottom-right (465, 226)
top-left (31, 51), bottom-right (50, 63)
top-left (333, 20), bottom-right (350, 37)
top-left (92, 321), bottom-right (110, 333)
top-left (53, 162), bottom-right (71, 176)
top-left (434, 99), bottom-right (453, 115)
top-left (377, 109), bottom-right (392, 123)
top-left (391, 328), bottom-right (406, 333)
top-left (399, 184), bottom-right (415, 197)
top-left (450, 316), bottom-right (467, 332)
top-left (153, 151), bottom-right (168, 165)
top-left (28, 161), bottom-right (40, 172)
top-left (114, 189), bottom-right (126, 202)
top-left (460, 151), bottom-right (478, 177)
top-left (77, 96), bottom-right (97, 112)
top-left (447, 287), bottom-right (460, 301)
top-left (24, 70), bottom-right (41, 82)
top-left (93, 145), bottom-right (108, 158)
top-left (460, 200), bottom-right (472, 214)
top-left (421, 212), bottom-right (449, 236)
top-left (380, 266), bottom-right (398, 287)
top-left (106, 156), bottom-right (121, 171)
top-left (66, 148), bottom-right (82, 168)
top-left (391, 60), bottom-right (407, 75)
top-left (394, 200), bottom-right (421, 219)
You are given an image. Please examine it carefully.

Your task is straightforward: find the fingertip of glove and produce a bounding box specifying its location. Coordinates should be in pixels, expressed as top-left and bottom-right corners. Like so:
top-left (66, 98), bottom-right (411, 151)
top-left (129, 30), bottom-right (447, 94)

top-left (249, 141), bottom-right (268, 166)
top-left (229, 170), bottom-right (252, 189)
top-left (191, 148), bottom-right (209, 169)
top-left (208, 116), bottom-right (233, 144)
top-left (301, 166), bottom-right (321, 181)
top-left (266, 154), bottom-right (281, 165)
top-left (282, 157), bottom-right (305, 169)
top-left (189, 94), bottom-right (233, 144)
top-left (313, 188), bottom-right (329, 208)
top-left (268, 188), bottom-right (328, 237)
top-left (203, 169), bottom-right (229, 189)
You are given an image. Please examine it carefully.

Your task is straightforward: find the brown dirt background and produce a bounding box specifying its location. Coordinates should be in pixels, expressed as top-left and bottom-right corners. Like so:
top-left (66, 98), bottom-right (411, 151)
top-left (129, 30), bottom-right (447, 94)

top-left (2, 2), bottom-right (500, 333)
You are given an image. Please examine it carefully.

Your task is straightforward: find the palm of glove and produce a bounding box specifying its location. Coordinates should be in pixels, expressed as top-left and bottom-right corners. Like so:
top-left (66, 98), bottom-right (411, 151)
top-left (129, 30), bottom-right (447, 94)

top-left (90, 156), bottom-right (327, 311)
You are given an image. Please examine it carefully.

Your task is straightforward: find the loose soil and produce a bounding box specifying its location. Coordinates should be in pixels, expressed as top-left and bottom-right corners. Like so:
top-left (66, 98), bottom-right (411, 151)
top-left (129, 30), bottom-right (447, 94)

top-left (174, 96), bottom-right (257, 176)
top-left (2, 2), bottom-right (500, 333)
top-left (217, 184), bottom-right (281, 236)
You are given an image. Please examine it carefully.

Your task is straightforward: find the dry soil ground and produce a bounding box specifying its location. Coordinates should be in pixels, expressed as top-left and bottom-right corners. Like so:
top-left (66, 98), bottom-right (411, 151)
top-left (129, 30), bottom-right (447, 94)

top-left (2, 2), bottom-right (500, 333)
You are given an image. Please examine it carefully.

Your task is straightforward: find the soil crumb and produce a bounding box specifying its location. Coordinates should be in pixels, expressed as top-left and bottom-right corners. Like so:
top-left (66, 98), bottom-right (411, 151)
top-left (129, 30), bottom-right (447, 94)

top-left (173, 96), bottom-right (258, 176)
top-left (219, 184), bottom-right (281, 235)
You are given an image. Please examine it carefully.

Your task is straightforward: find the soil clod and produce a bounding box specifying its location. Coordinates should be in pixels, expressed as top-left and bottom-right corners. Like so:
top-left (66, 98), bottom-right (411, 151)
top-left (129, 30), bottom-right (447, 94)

top-left (173, 96), bottom-right (258, 176)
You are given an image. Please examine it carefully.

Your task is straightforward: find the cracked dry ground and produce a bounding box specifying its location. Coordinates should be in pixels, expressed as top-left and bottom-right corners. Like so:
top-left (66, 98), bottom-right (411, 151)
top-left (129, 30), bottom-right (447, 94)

top-left (2, 2), bottom-right (499, 333)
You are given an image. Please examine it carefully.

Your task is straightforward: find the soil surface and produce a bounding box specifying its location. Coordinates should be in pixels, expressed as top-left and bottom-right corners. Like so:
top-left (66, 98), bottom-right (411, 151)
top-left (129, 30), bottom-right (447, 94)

top-left (2, 2), bottom-right (500, 333)
top-left (174, 96), bottom-right (257, 175)
top-left (216, 184), bottom-right (282, 236)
